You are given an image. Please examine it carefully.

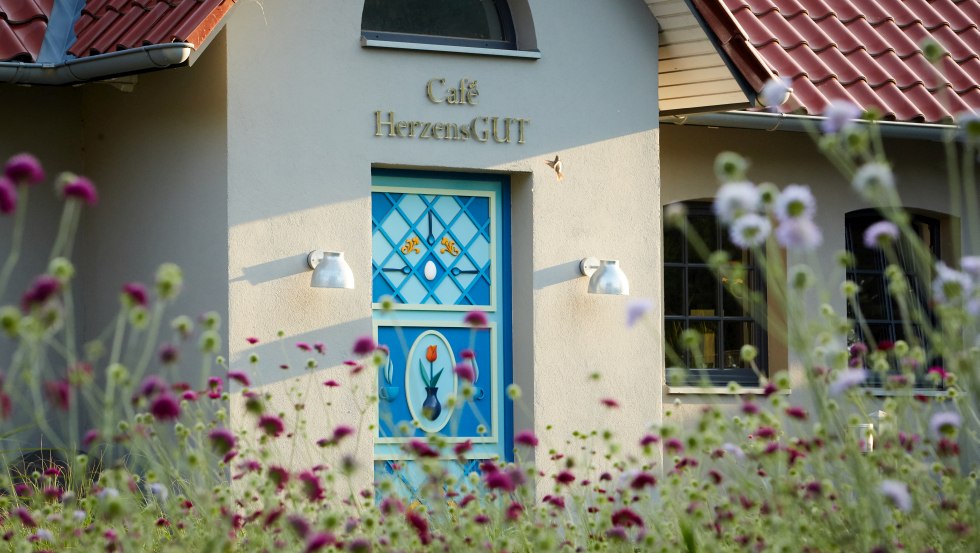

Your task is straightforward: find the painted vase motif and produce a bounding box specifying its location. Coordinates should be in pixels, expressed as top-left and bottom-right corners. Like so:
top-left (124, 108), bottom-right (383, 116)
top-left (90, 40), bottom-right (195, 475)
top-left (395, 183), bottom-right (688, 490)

top-left (421, 387), bottom-right (442, 420)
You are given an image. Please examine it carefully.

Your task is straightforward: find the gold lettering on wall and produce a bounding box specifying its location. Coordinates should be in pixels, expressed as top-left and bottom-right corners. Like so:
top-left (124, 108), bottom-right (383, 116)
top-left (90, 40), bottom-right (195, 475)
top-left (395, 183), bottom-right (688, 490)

top-left (374, 77), bottom-right (528, 144)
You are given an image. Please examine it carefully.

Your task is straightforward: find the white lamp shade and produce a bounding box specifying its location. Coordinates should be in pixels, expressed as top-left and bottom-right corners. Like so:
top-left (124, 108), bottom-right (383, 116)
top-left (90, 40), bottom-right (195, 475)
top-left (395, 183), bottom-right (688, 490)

top-left (308, 251), bottom-right (355, 289)
top-left (587, 259), bottom-right (629, 295)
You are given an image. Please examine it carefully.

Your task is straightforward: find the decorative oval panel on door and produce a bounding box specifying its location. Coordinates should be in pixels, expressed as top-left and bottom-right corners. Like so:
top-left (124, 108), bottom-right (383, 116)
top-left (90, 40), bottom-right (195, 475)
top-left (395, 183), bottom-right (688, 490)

top-left (404, 330), bottom-right (457, 433)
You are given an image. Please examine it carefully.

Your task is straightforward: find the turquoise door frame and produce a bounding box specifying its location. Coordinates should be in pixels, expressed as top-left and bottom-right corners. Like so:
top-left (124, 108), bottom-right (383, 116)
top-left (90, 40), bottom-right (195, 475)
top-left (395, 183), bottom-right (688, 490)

top-left (370, 170), bottom-right (512, 496)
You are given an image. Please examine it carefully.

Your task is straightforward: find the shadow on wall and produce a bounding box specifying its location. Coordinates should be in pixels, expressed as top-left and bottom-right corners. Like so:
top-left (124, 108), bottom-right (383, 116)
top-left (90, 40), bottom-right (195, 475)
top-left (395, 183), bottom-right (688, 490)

top-left (533, 260), bottom-right (583, 290)
top-left (231, 254), bottom-right (312, 286)
top-left (235, 317), bottom-right (373, 388)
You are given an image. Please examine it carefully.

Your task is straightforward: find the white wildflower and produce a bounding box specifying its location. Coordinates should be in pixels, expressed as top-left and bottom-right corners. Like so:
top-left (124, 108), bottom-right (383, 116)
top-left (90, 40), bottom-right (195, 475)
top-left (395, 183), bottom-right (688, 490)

top-left (852, 162), bottom-right (895, 198)
top-left (149, 482), bottom-right (169, 502)
top-left (729, 213), bottom-right (771, 248)
top-left (774, 184), bottom-right (816, 221)
top-left (959, 256), bottom-right (980, 280)
top-left (862, 221), bottom-right (899, 248)
top-left (760, 77), bottom-right (792, 109)
top-left (932, 261), bottom-right (973, 303)
top-left (775, 218), bottom-right (822, 250)
top-left (714, 181), bottom-right (760, 223)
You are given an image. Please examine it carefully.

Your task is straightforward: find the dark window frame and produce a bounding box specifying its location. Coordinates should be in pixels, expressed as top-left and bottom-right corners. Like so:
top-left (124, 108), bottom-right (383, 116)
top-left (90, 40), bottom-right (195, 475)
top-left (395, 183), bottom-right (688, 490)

top-left (664, 202), bottom-right (768, 387)
top-left (844, 209), bottom-right (944, 389)
top-left (361, 0), bottom-right (518, 50)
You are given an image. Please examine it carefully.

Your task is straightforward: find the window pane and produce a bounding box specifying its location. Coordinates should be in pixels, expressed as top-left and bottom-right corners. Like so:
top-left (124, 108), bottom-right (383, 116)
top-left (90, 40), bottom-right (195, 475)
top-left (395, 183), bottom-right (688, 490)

top-left (723, 321), bottom-right (754, 369)
top-left (688, 213), bottom-right (717, 260)
top-left (866, 323), bottom-right (893, 345)
top-left (664, 320), bottom-right (687, 367)
top-left (664, 227), bottom-right (683, 263)
top-left (853, 274), bottom-right (887, 320)
top-left (688, 268), bottom-right (717, 316)
top-left (362, 0), bottom-right (505, 40)
top-left (722, 269), bottom-right (752, 317)
top-left (664, 267), bottom-right (684, 316)
top-left (691, 321), bottom-right (718, 368)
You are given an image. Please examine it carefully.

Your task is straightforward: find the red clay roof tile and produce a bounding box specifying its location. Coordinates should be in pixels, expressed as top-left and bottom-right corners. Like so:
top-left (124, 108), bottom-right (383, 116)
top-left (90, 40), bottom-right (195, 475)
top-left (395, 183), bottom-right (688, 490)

top-left (705, 0), bottom-right (980, 122)
top-left (0, 0), bottom-right (52, 62)
top-left (68, 0), bottom-right (236, 58)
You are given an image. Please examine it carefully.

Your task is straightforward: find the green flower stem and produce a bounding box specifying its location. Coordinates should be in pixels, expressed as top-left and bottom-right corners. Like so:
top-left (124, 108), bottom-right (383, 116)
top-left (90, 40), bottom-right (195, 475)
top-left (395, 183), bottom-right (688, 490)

top-left (48, 199), bottom-right (78, 262)
top-left (0, 186), bottom-right (28, 296)
top-left (133, 302), bottom-right (166, 385)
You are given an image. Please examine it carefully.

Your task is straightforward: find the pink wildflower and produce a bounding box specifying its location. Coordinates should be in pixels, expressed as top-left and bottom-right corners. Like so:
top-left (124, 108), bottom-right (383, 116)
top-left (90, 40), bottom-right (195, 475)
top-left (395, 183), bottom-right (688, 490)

top-left (206, 376), bottom-right (223, 399)
top-left (506, 501), bottom-right (524, 520)
top-left (544, 495), bottom-right (566, 509)
top-left (323, 379), bottom-right (340, 387)
top-left (352, 336), bottom-right (377, 356)
top-left (286, 514), bottom-right (309, 538)
top-left (208, 428), bottom-right (236, 455)
top-left (460, 348), bottom-right (475, 360)
top-left (463, 310), bottom-right (488, 327)
top-left (314, 342), bottom-right (326, 354)
top-left (600, 397), bottom-right (620, 409)
top-left (514, 430), bottom-right (538, 447)
top-left (453, 440), bottom-right (473, 456)
top-left (484, 471), bottom-right (515, 492)
top-left (159, 343), bottom-right (179, 364)
top-left (304, 533), bottom-right (336, 553)
top-left (268, 466), bottom-right (290, 490)
top-left (555, 470), bottom-right (575, 485)
top-left (44, 379), bottom-right (70, 410)
top-left (406, 510), bottom-right (432, 545)
top-left (611, 507), bottom-right (644, 528)
top-left (298, 471), bottom-right (325, 502)
top-left (228, 370), bottom-right (251, 387)
top-left (4, 153), bottom-right (44, 185)
top-left (82, 429), bottom-right (99, 448)
top-left (405, 439), bottom-right (439, 458)
top-left (454, 363), bottom-right (475, 383)
top-left (121, 282), bottom-right (148, 307)
top-left (665, 437), bottom-right (684, 453)
top-left (0, 177), bottom-right (16, 214)
top-left (149, 393), bottom-right (181, 421)
top-left (258, 414), bottom-right (285, 438)
top-left (785, 406), bottom-right (808, 420)
top-left (13, 507), bottom-right (36, 527)
top-left (296, 342), bottom-right (312, 352)
top-left (246, 336), bottom-right (259, 344)
top-left (62, 175), bottom-right (97, 205)
top-left (21, 275), bottom-right (60, 311)
top-left (630, 472), bottom-right (657, 490)
top-left (138, 375), bottom-right (167, 398)
top-left (331, 425), bottom-right (355, 443)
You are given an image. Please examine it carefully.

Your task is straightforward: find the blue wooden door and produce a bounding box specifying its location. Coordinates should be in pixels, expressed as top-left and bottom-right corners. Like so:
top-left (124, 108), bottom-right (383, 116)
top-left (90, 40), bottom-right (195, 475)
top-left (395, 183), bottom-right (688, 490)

top-left (371, 170), bottom-right (512, 498)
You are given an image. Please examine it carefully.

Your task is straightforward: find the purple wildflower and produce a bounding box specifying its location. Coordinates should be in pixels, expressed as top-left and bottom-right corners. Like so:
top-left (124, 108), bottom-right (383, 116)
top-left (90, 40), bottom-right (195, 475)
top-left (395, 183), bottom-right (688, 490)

top-left (830, 368), bottom-right (867, 395)
top-left (880, 479), bottom-right (912, 512)
top-left (138, 375), bottom-right (167, 398)
top-left (775, 218), bottom-right (822, 250)
top-left (298, 470), bottom-right (325, 502)
top-left (304, 533), bottom-right (336, 553)
top-left (4, 153), bottom-right (44, 185)
top-left (44, 379), bottom-right (70, 410)
top-left (404, 439), bottom-right (439, 458)
top-left (149, 393), bottom-right (181, 421)
top-left (929, 411), bottom-right (961, 439)
top-left (61, 175), bottom-right (97, 205)
top-left (159, 343), bottom-right (179, 364)
top-left (852, 162), bottom-right (895, 198)
top-left (820, 100), bottom-right (861, 134)
top-left (759, 77), bottom-right (792, 109)
top-left (0, 177), bottom-right (16, 214)
top-left (484, 471), bottom-right (515, 492)
top-left (626, 298), bottom-right (654, 328)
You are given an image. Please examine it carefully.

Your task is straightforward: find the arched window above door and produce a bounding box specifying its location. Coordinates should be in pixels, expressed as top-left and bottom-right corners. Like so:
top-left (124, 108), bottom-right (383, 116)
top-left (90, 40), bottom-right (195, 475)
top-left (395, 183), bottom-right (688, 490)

top-left (361, 0), bottom-right (539, 58)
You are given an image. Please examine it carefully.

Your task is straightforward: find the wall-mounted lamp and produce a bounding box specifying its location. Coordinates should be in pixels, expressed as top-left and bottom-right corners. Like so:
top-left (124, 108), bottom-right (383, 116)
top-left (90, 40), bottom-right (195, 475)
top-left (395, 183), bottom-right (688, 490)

top-left (307, 250), bottom-right (355, 289)
top-left (579, 257), bottom-right (629, 295)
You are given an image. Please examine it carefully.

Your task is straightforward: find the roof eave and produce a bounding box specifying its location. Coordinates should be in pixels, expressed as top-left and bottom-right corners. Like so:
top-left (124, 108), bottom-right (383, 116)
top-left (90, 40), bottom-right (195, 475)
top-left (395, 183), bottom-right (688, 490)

top-left (0, 42), bottom-right (194, 86)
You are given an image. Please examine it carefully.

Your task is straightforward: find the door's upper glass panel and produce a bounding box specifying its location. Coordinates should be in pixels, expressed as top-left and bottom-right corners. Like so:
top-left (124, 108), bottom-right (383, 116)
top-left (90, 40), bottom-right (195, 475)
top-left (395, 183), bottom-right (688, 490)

top-left (373, 191), bottom-right (494, 307)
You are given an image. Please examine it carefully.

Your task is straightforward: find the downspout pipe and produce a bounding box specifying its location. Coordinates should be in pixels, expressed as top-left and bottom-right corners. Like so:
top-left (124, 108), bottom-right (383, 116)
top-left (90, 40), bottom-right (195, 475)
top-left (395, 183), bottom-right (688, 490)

top-left (0, 43), bottom-right (195, 86)
top-left (664, 110), bottom-right (958, 142)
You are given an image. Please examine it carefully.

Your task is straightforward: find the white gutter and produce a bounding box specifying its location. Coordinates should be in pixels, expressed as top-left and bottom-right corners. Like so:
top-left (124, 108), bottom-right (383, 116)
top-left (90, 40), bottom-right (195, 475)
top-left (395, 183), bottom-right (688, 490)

top-left (0, 43), bottom-right (194, 86)
top-left (663, 110), bottom-right (957, 142)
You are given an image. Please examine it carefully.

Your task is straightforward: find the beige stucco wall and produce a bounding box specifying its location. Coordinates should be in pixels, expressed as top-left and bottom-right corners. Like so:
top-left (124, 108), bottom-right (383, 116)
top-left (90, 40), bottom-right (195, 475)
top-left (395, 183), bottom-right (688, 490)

top-left (660, 123), bottom-right (962, 429)
top-left (0, 35), bottom-right (229, 446)
top-left (224, 0), bottom-right (663, 495)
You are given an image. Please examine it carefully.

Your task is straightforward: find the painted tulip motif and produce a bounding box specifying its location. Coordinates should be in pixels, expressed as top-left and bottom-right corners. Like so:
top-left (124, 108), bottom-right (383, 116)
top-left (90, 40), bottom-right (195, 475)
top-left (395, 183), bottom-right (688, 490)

top-left (419, 344), bottom-right (444, 420)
